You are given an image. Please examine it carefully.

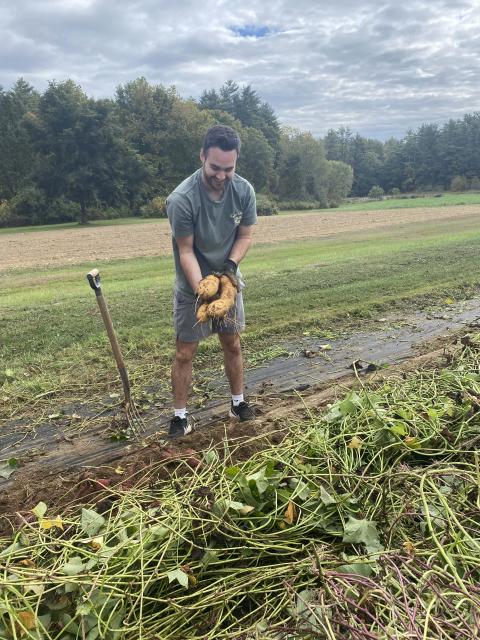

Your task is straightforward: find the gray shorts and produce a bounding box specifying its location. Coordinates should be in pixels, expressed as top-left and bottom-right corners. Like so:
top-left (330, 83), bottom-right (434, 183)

top-left (173, 290), bottom-right (245, 342)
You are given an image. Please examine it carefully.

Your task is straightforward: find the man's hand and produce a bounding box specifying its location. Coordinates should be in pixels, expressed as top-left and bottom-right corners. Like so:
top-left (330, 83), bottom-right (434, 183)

top-left (221, 258), bottom-right (239, 288)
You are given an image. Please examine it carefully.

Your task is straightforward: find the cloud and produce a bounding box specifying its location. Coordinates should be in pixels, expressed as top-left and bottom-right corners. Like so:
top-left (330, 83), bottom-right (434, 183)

top-left (2, 0), bottom-right (480, 139)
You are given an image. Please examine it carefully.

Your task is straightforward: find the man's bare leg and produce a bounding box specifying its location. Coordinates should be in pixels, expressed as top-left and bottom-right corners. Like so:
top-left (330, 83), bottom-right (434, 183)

top-left (172, 339), bottom-right (198, 408)
top-left (218, 332), bottom-right (243, 394)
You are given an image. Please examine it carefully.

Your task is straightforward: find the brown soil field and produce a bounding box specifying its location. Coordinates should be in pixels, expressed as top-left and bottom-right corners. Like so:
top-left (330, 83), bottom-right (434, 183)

top-left (2, 205), bottom-right (480, 271)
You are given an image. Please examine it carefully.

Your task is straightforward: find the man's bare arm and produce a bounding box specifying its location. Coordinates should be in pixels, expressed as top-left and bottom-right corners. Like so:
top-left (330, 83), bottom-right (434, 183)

top-left (228, 225), bottom-right (255, 265)
top-left (176, 235), bottom-right (203, 293)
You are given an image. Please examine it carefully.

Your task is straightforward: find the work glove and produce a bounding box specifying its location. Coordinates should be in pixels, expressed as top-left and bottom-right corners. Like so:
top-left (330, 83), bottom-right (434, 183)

top-left (221, 258), bottom-right (240, 289)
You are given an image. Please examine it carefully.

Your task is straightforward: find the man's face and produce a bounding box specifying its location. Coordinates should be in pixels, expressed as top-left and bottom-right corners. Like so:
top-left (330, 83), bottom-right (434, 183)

top-left (200, 146), bottom-right (237, 193)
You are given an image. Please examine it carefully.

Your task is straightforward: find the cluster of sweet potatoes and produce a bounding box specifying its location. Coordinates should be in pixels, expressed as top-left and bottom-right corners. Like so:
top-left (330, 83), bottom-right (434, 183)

top-left (196, 274), bottom-right (237, 321)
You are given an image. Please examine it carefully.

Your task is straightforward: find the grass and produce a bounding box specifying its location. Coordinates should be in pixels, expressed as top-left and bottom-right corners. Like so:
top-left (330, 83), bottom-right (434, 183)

top-left (336, 191), bottom-right (480, 211)
top-left (2, 211), bottom-right (480, 421)
top-left (0, 217), bottom-right (162, 235)
top-left (279, 191), bottom-right (480, 215)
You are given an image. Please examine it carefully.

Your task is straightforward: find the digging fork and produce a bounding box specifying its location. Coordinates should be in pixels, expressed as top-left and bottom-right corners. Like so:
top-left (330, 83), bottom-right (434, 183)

top-left (87, 268), bottom-right (145, 435)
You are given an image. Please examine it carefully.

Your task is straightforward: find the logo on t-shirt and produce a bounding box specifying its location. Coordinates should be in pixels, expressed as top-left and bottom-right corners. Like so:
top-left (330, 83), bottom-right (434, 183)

top-left (230, 210), bottom-right (242, 225)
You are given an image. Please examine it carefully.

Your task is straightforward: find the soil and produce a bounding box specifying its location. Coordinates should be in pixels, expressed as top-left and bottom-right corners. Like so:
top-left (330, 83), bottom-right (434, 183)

top-left (2, 205), bottom-right (480, 271)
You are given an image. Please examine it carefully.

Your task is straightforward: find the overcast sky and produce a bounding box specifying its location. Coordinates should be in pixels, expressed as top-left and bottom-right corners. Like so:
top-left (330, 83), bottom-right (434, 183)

top-left (2, 0), bottom-right (480, 140)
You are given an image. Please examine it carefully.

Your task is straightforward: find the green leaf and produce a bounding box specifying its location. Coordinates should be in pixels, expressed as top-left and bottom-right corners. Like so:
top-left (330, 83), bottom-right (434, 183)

top-left (339, 398), bottom-right (357, 416)
top-left (390, 421), bottom-right (408, 436)
top-left (32, 501), bottom-right (48, 519)
top-left (0, 458), bottom-right (18, 479)
top-left (62, 556), bottom-right (87, 576)
top-left (38, 613), bottom-right (52, 629)
top-left (246, 468), bottom-right (270, 495)
top-left (167, 568), bottom-right (189, 588)
top-left (76, 603), bottom-right (91, 616)
top-left (325, 405), bottom-right (343, 423)
top-left (225, 500), bottom-right (255, 515)
top-left (86, 626), bottom-right (100, 640)
top-left (395, 407), bottom-right (414, 421)
top-left (203, 449), bottom-right (219, 465)
top-left (85, 558), bottom-right (99, 571)
top-left (229, 469), bottom-right (250, 492)
top-left (81, 509), bottom-right (105, 536)
top-left (337, 560), bottom-right (374, 577)
top-left (149, 525), bottom-right (169, 540)
top-left (421, 504), bottom-right (447, 531)
top-left (277, 488), bottom-right (293, 502)
top-left (294, 589), bottom-right (328, 631)
top-left (109, 612), bottom-right (125, 639)
top-left (342, 516), bottom-right (384, 554)
top-left (295, 589), bottom-right (317, 616)
top-left (464, 373), bottom-right (480, 382)
top-left (320, 486), bottom-right (336, 506)
top-left (0, 542), bottom-right (21, 559)
top-left (289, 478), bottom-right (310, 501)
top-left (224, 465), bottom-right (242, 479)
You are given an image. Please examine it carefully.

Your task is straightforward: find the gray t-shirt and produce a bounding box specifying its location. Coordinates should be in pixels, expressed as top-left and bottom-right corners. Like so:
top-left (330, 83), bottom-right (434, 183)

top-left (166, 169), bottom-right (257, 297)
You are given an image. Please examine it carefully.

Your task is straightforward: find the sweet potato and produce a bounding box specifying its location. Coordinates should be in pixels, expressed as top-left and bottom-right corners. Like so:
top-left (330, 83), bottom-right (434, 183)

top-left (197, 275), bottom-right (220, 299)
top-left (196, 303), bottom-right (210, 323)
top-left (207, 298), bottom-right (231, 318)
top-left (219, 275), bottom-right (237, 303)
top-left (207, 276), bottom-right (237, 319)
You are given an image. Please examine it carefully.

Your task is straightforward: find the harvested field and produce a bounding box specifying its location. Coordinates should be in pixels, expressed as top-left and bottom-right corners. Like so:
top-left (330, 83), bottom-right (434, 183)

top-left (2, 204), bottom-right (480, 271)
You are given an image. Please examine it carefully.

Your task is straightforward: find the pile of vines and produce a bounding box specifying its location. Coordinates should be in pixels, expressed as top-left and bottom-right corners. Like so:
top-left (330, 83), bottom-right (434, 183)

top-left (0, 337), bottom-right (479, 639)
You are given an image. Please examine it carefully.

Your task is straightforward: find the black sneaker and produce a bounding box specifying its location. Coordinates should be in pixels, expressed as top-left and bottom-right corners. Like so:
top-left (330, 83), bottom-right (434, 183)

top-left (229, 401), bottom-right (255, 421)
top-left (168, 416), bottom-right (194, 439)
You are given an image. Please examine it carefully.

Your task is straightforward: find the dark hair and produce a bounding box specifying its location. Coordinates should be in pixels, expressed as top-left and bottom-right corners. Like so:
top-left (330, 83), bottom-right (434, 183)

top-left (202, 125), bottom-right (241, 157)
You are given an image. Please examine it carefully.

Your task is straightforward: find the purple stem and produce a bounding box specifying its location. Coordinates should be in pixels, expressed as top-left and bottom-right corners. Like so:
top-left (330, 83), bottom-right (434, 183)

top-left (382, 556), bottom-right (423, 639)
top-left (327, 581), bottom-right (396, 638)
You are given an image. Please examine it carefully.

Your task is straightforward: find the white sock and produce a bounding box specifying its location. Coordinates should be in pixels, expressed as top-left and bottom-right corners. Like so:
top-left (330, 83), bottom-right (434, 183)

top-left (231, 394), bottom-right (244, 406)
top-left (175, 408), bottom-right (187, 419)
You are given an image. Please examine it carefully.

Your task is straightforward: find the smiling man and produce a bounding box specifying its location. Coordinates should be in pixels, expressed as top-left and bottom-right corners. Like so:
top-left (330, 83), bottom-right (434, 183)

top-left (166, 125), bottom-right (257, 438)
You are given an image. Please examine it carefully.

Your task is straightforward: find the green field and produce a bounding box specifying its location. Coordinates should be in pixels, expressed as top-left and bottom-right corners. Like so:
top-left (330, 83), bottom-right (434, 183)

top-left (2, 210), bottom-right (480, 421)
top-left (335, 191), bottom-right (480, 211)
top-left (0, 216), bottom-right (160, 235)
top-left (279, 191), bottom-right (480, 215)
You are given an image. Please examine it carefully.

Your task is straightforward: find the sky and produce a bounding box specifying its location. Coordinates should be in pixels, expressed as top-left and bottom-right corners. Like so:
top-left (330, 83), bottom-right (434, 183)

top-left (2, 0), bottom-right (480, 140)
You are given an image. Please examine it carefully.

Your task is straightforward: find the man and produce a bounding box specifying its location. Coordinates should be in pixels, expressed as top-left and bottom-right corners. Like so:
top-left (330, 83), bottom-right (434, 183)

top-left (166, 125), bottom-right (257, 438)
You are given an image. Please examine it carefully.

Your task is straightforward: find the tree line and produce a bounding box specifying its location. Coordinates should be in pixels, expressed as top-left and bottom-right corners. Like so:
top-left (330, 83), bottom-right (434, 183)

top-left (0, 77), bottom-right (478, 227)
top-left (324, 116), bottom-right (480, 196)
top-left (0, 78), bottom-right (352, 226)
